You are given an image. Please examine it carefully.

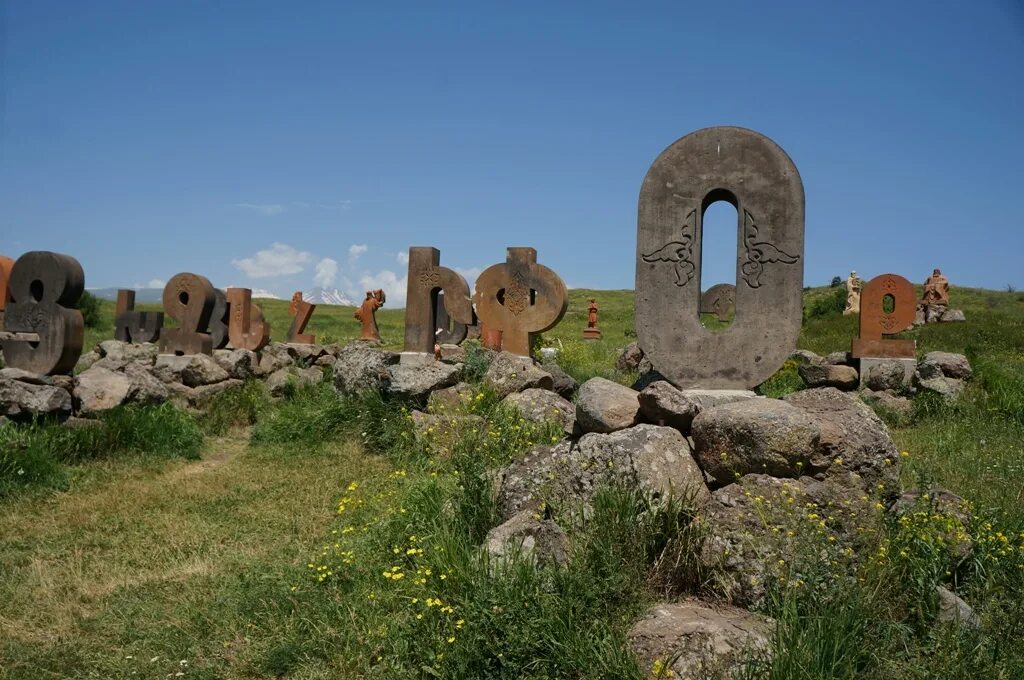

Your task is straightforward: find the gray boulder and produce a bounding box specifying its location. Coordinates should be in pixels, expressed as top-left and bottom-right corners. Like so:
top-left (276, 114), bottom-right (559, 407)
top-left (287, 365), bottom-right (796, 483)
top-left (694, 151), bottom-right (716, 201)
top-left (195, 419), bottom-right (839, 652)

top-left (502, 388), bottom-right (576, 434)
top-left (922, 352), bottom-right (972, 380)
top-left (73, 367), bottom-right (132, 415)
top-left (0, 375), bottom-right (72, 419)
top-left (824, 351), bottom-right (853, 366)
top-left (0, 368), bottom-right (53, 385)
top-left (940, 309), bottom-right (966, 322)
top-left (98, 340), bottom-right (158, 364)
top-left (213, 349), bottom-right (258, 380)
top-left (279, 342), bottom-right (327, 367)
top-left (691, 399), bottom-right (819, 486)
top-left (189, 379), bottom-right (244, 406)
top-left (639, 381), bottom-right (758, 433)
top-left (257, 344), bottom-right (293, 376)
top-left (863, 360), bottom-right (909, 392)
top-left (798, 363), bottom-right (859, 390)
top-left (437, 343), bottom-right (466, 364)
top-left (484, 352), bottom-right (553, 399)
top-left (331, 343), bottom-right (398, 395)
top-left (628, 601), bottom-right (772, 679)
top-left (121, 362), bottom-right (171, 405)
top-left (936, 586), bottom-right (980, 628)
top-left (152, 354), bottom-right (230, 387)
top-left (861, 389), bottom-right (913, 417)
top-left (576, 377), bottom-right (640, 433)
top-left (615, 342), bottom-right (646, 372)
top-left (388, 361), bottom-right (462, 399)
top-left (915, 375), bottom-right (965, 401)
top-left (75, 350), bottom-right (101, 373)
top-left (789, 349), bottom-right (821, 365)
top-left (540, 363), bottom-right (579, 400)
top-left (484, 510), bottom-right (570, 568)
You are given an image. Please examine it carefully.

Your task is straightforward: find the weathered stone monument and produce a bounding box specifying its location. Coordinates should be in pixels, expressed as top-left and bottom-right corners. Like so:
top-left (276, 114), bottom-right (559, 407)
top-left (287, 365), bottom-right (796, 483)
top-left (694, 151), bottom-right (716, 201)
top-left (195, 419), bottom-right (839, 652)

top-left (114, 289), bottom-right (164, 343)
top-left (208, 288), bottom-right (231, 350)
top-left (159, 273), bottom-right (216, 356)
top-left (287, 291), bottom-right (316, 344)
top-left (226, 288), bottom-right (271, 351)
top-left (843, 271), bottom-right (862, 315)
top-left (699, 283), bottom-right (736, 322)
top-left (636, 127), bottom-right (804, 389)
top-left (403, 247), bottom-right (474, 357)
top-left (915, 268), bottom-right (965, 325)
top-left (1, 251), bottom-right (85, 375)
top-left (583, 299), bottom-right (602, 340)
top-left (0, 255), bottom-right (15, 330)
top-left (354, 289), bottom-right (385, 342)
top-left (851, 273), bottom-right (916, 359)
top-left (473, 247), bottom-right (568, 357)
top-left (922, 268), bottom-right (950, 305)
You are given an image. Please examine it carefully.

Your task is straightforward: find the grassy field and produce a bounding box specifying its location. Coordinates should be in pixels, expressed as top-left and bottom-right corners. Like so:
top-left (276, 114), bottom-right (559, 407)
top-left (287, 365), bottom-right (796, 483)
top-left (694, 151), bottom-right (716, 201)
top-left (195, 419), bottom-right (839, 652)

top-left (3, 285), bottom-right (1023, 678)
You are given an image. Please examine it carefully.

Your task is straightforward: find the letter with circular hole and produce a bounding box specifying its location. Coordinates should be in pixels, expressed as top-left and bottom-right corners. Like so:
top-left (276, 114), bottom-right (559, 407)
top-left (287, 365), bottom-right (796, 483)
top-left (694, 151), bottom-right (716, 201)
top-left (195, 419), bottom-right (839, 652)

top-left (226, 288), bottom-right (271, 351)
top-left (403, 247), bottom-right (474, 354)
top-left (851, 274), bottom-right (916, 358)
top-left (636, 127), bottom-right (805, 389)
top-left (473, 247), bottom-right (568, 357)
top-left (159, 273), bottom-right (216, 355)
top-left (2, 251), bottom-right (85, 375)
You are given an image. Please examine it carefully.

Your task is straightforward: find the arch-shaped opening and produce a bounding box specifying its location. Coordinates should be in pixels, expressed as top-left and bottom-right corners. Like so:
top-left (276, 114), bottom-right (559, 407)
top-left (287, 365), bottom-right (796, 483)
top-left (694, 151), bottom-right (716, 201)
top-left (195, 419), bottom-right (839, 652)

top-left (699, 189), bottom-right (739, 329)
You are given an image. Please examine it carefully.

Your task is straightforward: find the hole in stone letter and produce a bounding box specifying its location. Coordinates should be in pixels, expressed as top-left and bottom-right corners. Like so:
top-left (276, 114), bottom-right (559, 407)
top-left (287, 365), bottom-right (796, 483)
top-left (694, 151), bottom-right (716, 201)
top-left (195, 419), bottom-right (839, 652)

top-left (882, 294), bottom-right (895, 314)
top-left (29, 279), bottom-right (44, 302)
top-left (699, 194), bottom-right (739, 330)
top-left (179, 291), bottom-right (190, 306)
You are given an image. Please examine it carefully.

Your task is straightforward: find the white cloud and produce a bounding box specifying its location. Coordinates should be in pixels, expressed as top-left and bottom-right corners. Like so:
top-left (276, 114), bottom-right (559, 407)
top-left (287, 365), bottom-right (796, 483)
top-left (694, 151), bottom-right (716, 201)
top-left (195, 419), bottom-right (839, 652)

top-left (231, 243), bottom-right (312, 278)
top-left (354, 269), bottom-right (408, 307)
top-left (314, 258), bottom-right (338, 288)
top-left (396, 251), bottom-right (409, 265)
top-left (234, 203), bottom-right (285, 216)
top-left (349, 244), bottom-right (368, 261)
top-left (146, 278), bottom-right (165, 289)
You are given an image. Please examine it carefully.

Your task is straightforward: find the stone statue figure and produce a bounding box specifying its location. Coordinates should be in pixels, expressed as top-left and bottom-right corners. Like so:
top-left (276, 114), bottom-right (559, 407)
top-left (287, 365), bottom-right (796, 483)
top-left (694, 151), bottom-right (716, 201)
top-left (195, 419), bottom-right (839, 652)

top-left (354, 289), bottom-right (386, 342)
top-left (583, 298), bottom-right (601, 340)
top-left (843, 270), bottom-right (862, 315)
top-left (922, 268), bottom-right (950, 306)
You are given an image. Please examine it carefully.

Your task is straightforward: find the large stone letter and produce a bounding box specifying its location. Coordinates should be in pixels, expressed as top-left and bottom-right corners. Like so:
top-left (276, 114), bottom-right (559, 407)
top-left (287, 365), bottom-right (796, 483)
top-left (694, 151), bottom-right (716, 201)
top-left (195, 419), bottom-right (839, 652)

top-left (403, 247), bottom-right (474, 355)
top-left (207, 288), bottom-right (231, 350)
top-left (851, 273), bottom-right (916, 358)
top-left (636, 127), bottom-right (804, 389)
top-left (114, 289), bottom-right (164, 343)
top-left (473, 247), bottom-right (568, 357)
top-left (226, 288), bottom-right (271, 351)
top-left (2, 251), bottom-right (85, 375)
top-left (0, 255), bottom-right (14, 330)
top-left (159, 273), bottom-right (216, 355)
top-left (287, 291), bottom-right (316, 344)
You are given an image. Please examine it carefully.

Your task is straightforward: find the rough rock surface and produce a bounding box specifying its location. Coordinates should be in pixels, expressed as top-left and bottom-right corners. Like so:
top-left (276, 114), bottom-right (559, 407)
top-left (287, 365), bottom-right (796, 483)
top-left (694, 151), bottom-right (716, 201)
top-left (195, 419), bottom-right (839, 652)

top-left (99, 340), bottom-right (159, 364)
top-left (332, 343), bottom-right (397, 395)
top-left (628, 601), bottom-right (772, 679)
top-left (639, 381), bottom-right (758, 433)
top-left (484, 510), bottom-right (569, 568)
top-left (388, 361), bottom-right (462, 399)
top-left (692, 399), bottom-right (820, 486)
top-left (861, 389), bottom-right (913, 417)
top-left (935, 586), bottom-right (980, 628)
top-left (502, 388), bottom-right (576, 434)
top-left (575, 377), bottom-right (640, 434)
top-left (427, 382), bottom-right (476, 414)
top-left (922, 352), bottom-right (972, 380)
top-left (73, 367), bottom-right (133, 415)
top-left (437, 343), bottom-right (466, 364)
top-left (782, 387), bottom-right (900, 494)
top-left (540, 363), bottom-right (579, 400)
top-left (914, 375), bottom-right (965, 401)
top-left (789, 349), bottom-right (821, 365)
top-left (863, 360), bottom-right (909, 392)
top-left (484, 352), bottom-right (553, 399)
top-left (824, 351), bottom-right (853, 366)
top-left (213, 349), bottom-right (258, 380)
top-left (152, 354), bottom-right (230, 387)
top-left (798, 363), bottom-right (859, 390)
top-left (189, 379), bottom-right (244, 406)
top-left (615, 342), bottom-right (646, 372)
top-left (0, 375), bottom-right (72, 419)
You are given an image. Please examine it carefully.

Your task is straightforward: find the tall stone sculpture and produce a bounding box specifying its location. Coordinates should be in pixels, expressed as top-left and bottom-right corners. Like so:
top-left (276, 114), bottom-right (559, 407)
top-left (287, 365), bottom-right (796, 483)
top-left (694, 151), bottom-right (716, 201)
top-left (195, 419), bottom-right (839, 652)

top-left (851, 273), bottom-right (916, 358)
top-left (207, 289), bottom-right (231, 350)
top-left (636, 127), bottom-right (804, 389)
top-left (287, 291), bottom-right (316, 344)
top-left (354, 289), bottom-right (385, 342)
top-left (159, 273), bottom-right (216, 356)
top-left (226, 288), bottom-right (271, 352)
top-left (699, 283), bottom-right (736, 322)
top-left (583, 299), bottom-right (602, 340)
top-left (403, 247), bottom-right (474, 356)
top-left (0, 255), bottom-right (15, 330)
top-left (1, 251), bottom-right (85, 375)
top-left (473, 247), bottom-right (568, 357)
top-left (114, 289), bottom-right (164, 343)
top-left (922, 268), bottom-right (950, 306)
top-left (843, 271), bottom-right (862, 315)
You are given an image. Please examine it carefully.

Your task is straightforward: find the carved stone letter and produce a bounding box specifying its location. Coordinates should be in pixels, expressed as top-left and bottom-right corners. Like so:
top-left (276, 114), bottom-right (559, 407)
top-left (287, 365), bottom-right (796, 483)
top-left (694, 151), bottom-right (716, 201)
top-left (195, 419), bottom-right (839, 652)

top-left (159, 273), bottom-right (216, 356)
top-left (699, 283), bottom-right (736, 322)
top-left (636, 127), bottom-right (805, 389)
top-left (114, 289), bottom-right (164, 343)
top-left (403, 247), bottom-right (474, 354)
top-left (226, 288), bottom-right (271, 351)
top-left (0, 255), bottom-right (14, 331)
top-left (287, 291), bottom-right (316, 344)
top-left (851, 274), bottom-right (916, 358)
top-left (473, 247), bottom-right (568, 357)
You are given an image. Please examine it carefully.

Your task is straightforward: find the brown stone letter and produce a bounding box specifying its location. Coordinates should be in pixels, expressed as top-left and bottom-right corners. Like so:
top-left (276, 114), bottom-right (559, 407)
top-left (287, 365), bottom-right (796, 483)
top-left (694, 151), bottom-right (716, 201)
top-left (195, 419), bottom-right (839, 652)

top-left (287, 291), bottom-right (316, 344)
top-left (226, 288), bottom-right (271, 352)
top-left (851, 273), bottom-right (916, 358)
top-left (403, 247), bottom-right (474, 354)
top-left (114, 289), bottom-right (165, 343)
top-left (159, 273), bottom-right (216, 356)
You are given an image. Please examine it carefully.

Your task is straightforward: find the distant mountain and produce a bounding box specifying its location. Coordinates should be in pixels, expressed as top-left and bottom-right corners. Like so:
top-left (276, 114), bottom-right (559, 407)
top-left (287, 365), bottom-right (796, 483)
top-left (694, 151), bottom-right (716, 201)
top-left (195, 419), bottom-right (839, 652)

top-left (303, 287), bottom-right (355, 306)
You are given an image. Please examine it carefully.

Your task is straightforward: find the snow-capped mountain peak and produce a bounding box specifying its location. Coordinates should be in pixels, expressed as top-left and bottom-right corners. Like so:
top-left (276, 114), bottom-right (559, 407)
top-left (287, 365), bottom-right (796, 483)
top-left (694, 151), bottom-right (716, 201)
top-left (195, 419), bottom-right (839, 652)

top-left (303, 287), bottom-right (355, 306)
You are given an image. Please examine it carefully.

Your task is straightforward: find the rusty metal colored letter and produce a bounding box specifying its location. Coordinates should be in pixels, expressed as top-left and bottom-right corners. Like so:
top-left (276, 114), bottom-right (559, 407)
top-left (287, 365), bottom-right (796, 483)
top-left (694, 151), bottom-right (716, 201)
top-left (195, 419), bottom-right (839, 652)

top-left (473, 247), bottom-right (568, 357)
top-left (287, 291), bottom-right (316, 344)
top-left (114, 289), bottom-right (165, 343)
top-left (851, 273), bottom-right (916, 358)
top-left (226, 288), bottom-right (271, 351)
top-left (1, 251), bottom-right (85, 375)
top-left (159, 273), bottom-right (216, 355)
top-left (403, 247), bottom-right (474, 354)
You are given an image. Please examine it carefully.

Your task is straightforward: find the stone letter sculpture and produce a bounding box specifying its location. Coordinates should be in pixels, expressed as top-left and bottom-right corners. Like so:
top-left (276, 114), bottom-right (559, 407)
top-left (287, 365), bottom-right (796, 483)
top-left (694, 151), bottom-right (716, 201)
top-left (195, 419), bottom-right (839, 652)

top-left (207, 289), bottom-right (231, 350)
top-left (699, 283), bottom-right (736, 322)
top-left (2, 251), bottom-right (85, 375)
top-left (287, 291), bottom-right (316, 344)
top-left (473, 247), bottom-right (568, 357)
top-left (114, 289), bottom-right (164, 343)
top-left (922, 268), bottom-right (950, 306)
top-left (0, 255), bottom-right (15, 330)
top-left (636, 127), bottom-right (804, 389)
top-left (583, 299), bottom-right (602, 340)
top-left (354, 289), bottom-right (385, 342)
top-left (159, 273), bottom-right (216, 355)
top-left (226, 288), bottom-right (271, 351)
top-left (403, 247), bottom-right (474, 354)
top-left (843, 271), bottom-right (862, 315)
top-left (851, 273), bottom-right (916, 358)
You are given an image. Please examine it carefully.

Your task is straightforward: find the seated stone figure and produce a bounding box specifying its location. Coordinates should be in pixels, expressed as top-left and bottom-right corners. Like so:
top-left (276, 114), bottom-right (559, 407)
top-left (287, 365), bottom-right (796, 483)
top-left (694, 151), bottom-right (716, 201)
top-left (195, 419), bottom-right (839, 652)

top-left (922, 268), bottom-right (950, 306)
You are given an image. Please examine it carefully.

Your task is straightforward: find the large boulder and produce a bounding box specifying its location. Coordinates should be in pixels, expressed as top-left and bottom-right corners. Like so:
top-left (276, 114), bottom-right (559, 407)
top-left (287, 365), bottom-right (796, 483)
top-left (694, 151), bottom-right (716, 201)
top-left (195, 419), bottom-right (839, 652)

top-left (789, 349), bottom-right (822, 365)
top-left (0, 374), bottom-right (72, 419)
top-left (540, 363), bottom-right (579, 400)
top-left (639, 381), bottom-right (758, 434)
top-left (152, 354), bottom-right (230, 387)
top-left (388, 361), bottom-right (462, 399)
top-left (331, 343), bottom-right (398, 395)
top-left (188, 379), bottom-right (244, 407)
top-left (627, 601), bottom-right (772, 679)
top-left (576, 377), bottom-right (640, 433)
top-left (73, 367), bottom-right (132, 415)
top-left (98, 340), bottom-right (159, 364)
top-left (502, 388), bottom-right (576, 434)
top-left (279, 342), bottom-right (328, 367)
top-left (797, 363), bottom-right (859, 390)
top-left (921, 352), bottom-right (972, 380)
top-left (484, 510), bottom-right (570, 568)
top-left (863, 360), bottom-right (909, 392)
top-left (120, 362), bottom-right (171, 405)
top-left (484, 352), bottom-right (553, 399)
top-left (691, 399), bottom-right (819, 486)
top-left (267, 366), bottom-right (324, 397)
top-left (861, 389), bottom-right (913, 418)
top-left (495, 440), bottom-right (572, 520)
top-left (615, 342), bottom-right (646, 372)
top-left (213, 349), bottom-right (258, 380)
top-left (782, 387), bottom-right (900, 494)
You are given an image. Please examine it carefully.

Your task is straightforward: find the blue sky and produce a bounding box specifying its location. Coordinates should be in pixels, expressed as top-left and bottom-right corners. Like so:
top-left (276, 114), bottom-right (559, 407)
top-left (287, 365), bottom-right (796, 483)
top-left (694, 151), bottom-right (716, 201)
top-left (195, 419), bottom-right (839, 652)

top-left (2, 0), bottom-right (1022, 304)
